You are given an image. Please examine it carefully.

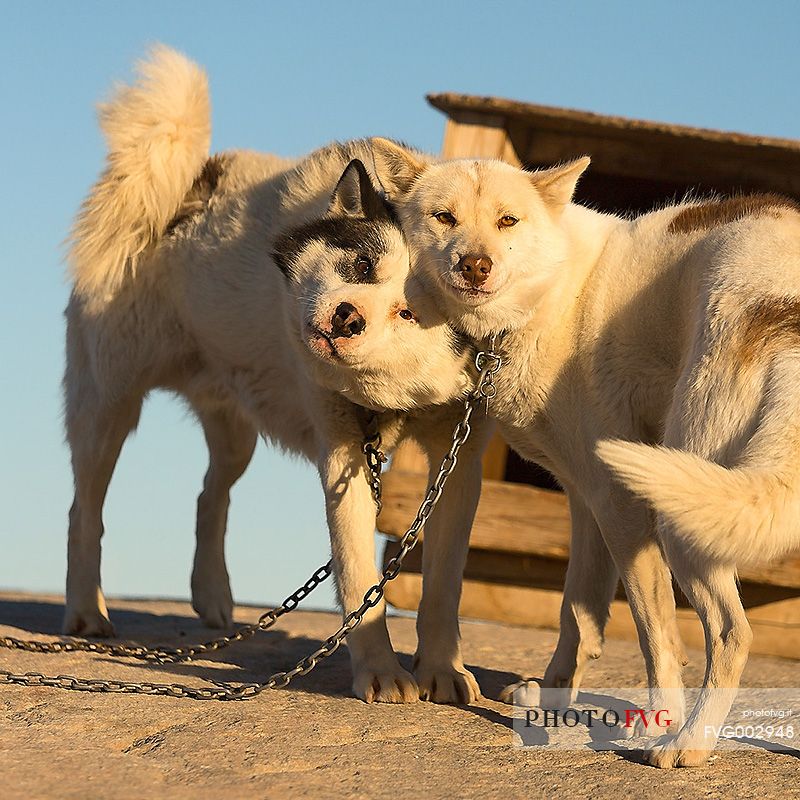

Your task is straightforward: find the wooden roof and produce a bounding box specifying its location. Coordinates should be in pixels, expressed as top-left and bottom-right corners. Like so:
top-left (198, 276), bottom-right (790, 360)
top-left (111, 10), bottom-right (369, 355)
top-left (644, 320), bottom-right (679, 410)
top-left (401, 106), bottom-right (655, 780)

top-left (427, 92), bottom-right (800, 202)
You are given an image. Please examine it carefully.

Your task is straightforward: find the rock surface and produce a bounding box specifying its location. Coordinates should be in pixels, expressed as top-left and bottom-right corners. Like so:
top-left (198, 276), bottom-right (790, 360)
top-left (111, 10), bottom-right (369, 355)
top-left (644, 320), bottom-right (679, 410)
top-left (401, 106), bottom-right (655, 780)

top-left (1, 591), bottom-right (798, 799)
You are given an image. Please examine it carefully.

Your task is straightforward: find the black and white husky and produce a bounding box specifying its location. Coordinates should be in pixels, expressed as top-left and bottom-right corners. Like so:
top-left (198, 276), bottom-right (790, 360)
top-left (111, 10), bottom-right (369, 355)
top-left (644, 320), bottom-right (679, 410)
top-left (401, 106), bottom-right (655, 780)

top-left (63, 46), bottom-right (490, 704)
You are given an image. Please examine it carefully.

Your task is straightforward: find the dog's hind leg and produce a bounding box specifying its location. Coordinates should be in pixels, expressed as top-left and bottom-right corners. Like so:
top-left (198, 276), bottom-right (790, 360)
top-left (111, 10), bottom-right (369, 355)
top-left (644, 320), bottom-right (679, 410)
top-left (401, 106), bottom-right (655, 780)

top-left (190, 403), bottom-right (257, 628)
top-left (646, 552), bottom-right (748, 768)
top-left (591, 497), bottom-right (687, 736)
top-left (642, 341), bottom-right (781, 767)
top-left (63, 377), bottom-right (143, 637)
top-left (500, 491), bottom-right (619, 707)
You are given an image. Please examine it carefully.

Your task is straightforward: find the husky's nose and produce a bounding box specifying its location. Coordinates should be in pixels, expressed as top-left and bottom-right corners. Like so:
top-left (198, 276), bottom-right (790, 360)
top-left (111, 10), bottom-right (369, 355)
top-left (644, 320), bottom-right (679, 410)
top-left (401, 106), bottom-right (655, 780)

top-left (331, 302), bottom-right (366, 338)
top-left (458, 254), bottom-right (493, 287)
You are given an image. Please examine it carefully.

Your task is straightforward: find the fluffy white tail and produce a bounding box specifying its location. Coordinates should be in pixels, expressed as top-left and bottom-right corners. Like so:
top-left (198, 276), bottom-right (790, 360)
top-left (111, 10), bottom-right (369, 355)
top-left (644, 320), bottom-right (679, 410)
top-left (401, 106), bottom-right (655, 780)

top-left (596, 440), bottom-right (800, 565)
top-left (69, 45), bottom-right (210, 298)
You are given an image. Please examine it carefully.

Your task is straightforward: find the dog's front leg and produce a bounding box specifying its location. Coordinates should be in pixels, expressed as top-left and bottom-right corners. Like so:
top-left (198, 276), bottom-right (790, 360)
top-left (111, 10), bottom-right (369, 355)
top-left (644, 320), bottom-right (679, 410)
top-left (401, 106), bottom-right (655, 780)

top-left (412, 413), bottom-right (492, 704)
top-left (319, 440), bottom-right (418, 704)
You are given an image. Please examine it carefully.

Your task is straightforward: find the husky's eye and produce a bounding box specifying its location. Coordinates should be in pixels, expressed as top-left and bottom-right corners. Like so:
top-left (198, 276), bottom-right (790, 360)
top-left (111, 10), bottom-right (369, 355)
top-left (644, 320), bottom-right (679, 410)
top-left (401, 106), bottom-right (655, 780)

top-left (434, 211), bottom-right (457, 227)
top-left (498, 215), bottom-right (519, 228)
top-left (355, 256), bottom-right (373, 276)
top-left (398, 309), bottom-right (417, 322)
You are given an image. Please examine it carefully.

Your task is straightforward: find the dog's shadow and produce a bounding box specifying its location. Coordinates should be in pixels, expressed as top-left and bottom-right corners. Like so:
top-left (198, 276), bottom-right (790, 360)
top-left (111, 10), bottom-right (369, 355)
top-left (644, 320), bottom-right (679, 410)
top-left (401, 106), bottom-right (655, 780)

top-left (0, 598), bottom-right (520, 706)
top-left (0, 597), bottom-right (199, 638)
top-left (0, 597), bottom-right (349, 698)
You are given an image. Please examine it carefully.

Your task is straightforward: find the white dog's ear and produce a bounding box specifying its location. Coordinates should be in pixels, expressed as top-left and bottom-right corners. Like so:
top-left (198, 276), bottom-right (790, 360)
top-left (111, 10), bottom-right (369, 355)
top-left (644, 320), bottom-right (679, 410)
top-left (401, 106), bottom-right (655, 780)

top-left (530, 156), bottom-right (591, 211)
top-left (371, 137), bottom-right (425, 195)
top-left (328, 159), bottom-right (388, 219)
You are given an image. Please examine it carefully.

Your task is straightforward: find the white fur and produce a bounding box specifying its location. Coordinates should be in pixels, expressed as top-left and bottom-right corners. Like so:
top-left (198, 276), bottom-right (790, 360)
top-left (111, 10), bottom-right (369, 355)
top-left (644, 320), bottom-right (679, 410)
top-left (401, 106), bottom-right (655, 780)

top-left (390, 149), bottom-right (800, 765)
top-left (69, 46), bottom-right (211, 299)
top-left (597, 438), bottom-right (800, 565)
top-left (63, 47), bottom-right (492, 705)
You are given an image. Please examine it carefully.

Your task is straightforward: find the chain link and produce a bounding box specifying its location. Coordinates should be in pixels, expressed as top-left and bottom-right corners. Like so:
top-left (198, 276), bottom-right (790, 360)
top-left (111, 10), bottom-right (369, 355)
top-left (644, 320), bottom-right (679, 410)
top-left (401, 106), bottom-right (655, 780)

top-left (0, 337), bottom-right (501, 701)
top-left (361, 414), bottom-right (387, 514)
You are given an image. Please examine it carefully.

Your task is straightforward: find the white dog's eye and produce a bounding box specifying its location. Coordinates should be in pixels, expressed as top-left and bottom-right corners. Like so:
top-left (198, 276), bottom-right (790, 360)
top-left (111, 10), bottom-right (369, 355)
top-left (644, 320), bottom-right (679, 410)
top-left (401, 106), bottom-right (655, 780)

top-left (355, 256), bottom-right (373, 276)
top-left (433, 211), bottom-right (457, 227)
top-left (398, 309), bottom-right (417, 322)
top-left (498, 215), bottom-right (519, 228)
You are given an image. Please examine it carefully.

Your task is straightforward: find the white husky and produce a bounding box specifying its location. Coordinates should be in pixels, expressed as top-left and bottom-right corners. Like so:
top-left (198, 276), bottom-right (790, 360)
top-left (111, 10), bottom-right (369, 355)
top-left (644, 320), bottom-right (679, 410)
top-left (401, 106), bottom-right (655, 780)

top-left (63, 48), bottom-right (491, 705)
top-left (373, 138), bottom-right (800, 765)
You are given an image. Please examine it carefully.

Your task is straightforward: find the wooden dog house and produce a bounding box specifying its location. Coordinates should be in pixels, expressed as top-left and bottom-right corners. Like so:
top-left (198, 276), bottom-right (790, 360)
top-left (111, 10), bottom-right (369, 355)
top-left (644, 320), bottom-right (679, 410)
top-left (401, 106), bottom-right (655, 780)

top-left (378, 93), bottom-right (800, 660)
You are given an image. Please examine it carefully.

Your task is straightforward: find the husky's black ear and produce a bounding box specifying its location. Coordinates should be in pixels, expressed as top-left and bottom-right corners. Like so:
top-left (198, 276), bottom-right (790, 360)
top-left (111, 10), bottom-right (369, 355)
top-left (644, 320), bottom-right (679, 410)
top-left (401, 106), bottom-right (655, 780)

top-left (371, 137), bottom-right (426, 195)
top-left (328, 159), bottom-right (388, 220)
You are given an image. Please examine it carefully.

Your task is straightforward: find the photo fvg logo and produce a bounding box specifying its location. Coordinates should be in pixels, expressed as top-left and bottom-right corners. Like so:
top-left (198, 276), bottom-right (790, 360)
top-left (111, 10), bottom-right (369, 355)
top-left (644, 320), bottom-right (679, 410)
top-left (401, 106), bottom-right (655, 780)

top-left (513, 688), bottom-right (800, 752)
top-left (525, 708), bottom-right (672, 730)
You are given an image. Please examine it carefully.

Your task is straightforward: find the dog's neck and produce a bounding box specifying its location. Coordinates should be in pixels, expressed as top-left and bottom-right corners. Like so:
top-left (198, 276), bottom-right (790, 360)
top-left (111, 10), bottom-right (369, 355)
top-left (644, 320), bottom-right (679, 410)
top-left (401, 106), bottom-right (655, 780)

top-left (491, 205), bottom-right (622, 430)
top-left (516, 204), bottom-right (620, 344)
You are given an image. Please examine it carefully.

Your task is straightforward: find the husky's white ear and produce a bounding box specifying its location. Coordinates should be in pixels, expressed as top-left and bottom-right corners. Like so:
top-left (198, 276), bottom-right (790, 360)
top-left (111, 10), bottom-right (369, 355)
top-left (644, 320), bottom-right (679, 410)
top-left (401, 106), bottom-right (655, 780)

top-left (328, 159), bottom-right (388, 220)
top-left (531, 156), bottom-right (591, 211)
top-left (371, 137), bottom-right (426, 195)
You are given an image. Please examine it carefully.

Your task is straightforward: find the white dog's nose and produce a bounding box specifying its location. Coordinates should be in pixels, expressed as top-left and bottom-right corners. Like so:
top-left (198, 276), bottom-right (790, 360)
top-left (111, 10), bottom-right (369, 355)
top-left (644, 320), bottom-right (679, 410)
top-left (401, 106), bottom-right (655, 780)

top-left (458, 254), bottom-right (493, 287)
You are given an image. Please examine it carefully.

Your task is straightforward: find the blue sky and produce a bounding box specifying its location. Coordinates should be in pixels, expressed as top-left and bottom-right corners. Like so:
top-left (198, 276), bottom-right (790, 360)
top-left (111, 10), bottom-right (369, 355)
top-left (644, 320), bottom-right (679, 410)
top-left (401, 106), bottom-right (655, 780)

top-left (2, 1), bottom-right (798, 614)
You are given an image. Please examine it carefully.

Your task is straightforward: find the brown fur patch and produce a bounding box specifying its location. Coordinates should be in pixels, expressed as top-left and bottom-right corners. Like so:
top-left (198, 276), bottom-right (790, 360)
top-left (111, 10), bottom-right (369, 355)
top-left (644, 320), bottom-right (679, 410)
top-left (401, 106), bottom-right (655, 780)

top-left (166, 154), bottom-right (227, 234)
top-left (738, 298), bottom-right (800, 364)
top-left (668, 193), bottom-right (800, 235)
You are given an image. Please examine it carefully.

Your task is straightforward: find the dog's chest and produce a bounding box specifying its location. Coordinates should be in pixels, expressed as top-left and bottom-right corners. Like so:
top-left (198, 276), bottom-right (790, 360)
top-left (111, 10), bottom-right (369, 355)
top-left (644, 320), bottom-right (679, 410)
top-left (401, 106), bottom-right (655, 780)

top-left (491, 340), bottom-right (554, 456)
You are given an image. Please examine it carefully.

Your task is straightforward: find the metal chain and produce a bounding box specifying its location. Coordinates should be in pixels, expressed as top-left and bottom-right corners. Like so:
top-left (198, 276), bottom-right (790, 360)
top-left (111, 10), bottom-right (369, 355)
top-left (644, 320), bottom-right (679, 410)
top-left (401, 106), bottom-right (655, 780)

top-left (362, 414), bottom-right (387, 514)
top-left (0, 562), bottom-right (333, 666)
top-left (0, 337), bottom-right (501, 701)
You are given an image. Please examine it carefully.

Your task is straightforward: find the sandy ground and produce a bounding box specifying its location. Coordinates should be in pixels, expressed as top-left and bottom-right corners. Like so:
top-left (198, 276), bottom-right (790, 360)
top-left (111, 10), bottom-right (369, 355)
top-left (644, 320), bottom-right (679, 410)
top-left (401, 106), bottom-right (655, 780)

top-left (1, 591), bottom-right (798, 799)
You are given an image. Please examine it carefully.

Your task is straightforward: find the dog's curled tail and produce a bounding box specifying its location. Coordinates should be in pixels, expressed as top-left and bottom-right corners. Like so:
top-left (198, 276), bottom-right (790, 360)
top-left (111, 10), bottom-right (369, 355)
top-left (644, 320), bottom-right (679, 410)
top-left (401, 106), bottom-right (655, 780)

top-left (69, 45), bottom-right (211, 298)
top-left (597, 439), bottom-right (800, 566)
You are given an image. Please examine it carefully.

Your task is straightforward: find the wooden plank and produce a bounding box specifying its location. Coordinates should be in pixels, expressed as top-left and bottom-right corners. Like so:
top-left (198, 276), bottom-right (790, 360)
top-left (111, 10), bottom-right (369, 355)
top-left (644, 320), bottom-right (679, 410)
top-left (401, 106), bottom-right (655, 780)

top-left (441, 113), bottom-right (519, 164)
top-left (382, 542), bottom-right (800, 660)
top-left (480, 433), bottom-right (509, 481)
top-left (379, 471), bottom-right (800, 589)
top-left (385, 542), bottom-right (800, 611)
top-left (386, 573), bottom-right (800, 662)
top-left (379, 470), bottom-right (571, 560)
top-left (740, 558), bottom-right (800, 589)
top-left (390, 434), bottom-right (510, 480)
top-left (390, 441), bottom-right (427, 474)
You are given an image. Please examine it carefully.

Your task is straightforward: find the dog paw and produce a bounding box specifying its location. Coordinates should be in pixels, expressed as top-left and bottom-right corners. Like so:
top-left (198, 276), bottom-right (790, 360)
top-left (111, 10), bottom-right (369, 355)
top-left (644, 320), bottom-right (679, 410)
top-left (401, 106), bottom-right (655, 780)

top-left (645, 733), bottom-right (714, 769)
top-left (500, 679), bottom-right (576, 709)
top-left (352, 663), bottom-right (419, 704)
top-left (620, 690), bottom-right (686, 739)
top-left (415, 663), bottom-right (481, 705)
top-left (500, 679), bottom-right (539, 706)
top-left (500, 679), bottom-right (576, 708)
top-left (62, 606), bottom-right (115, 638)
top-left (191, 592), bottom-right (234, 629)
top-left (191, 572), bottom-right (234, 628)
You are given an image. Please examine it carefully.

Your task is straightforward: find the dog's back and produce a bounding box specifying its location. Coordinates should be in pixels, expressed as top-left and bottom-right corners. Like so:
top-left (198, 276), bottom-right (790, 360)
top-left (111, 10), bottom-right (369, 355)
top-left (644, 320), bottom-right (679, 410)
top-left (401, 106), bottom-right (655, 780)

top-left (598, 197), bottom-right (800, 560)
